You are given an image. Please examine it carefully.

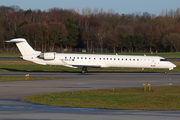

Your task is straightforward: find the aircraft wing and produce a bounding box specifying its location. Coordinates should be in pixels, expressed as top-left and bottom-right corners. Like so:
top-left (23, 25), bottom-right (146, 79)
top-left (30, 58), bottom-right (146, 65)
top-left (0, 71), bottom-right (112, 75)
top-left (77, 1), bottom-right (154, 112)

top-left (59, 59), bottom-right (101, 68)
top-left (71, 64), bottom-right (101, 68)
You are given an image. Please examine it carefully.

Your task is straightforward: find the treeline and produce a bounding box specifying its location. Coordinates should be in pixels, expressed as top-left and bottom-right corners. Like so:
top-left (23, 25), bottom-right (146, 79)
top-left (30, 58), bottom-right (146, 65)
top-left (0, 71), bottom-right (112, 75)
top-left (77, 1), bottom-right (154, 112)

top-left (1, 5), bottom-right (180, 53)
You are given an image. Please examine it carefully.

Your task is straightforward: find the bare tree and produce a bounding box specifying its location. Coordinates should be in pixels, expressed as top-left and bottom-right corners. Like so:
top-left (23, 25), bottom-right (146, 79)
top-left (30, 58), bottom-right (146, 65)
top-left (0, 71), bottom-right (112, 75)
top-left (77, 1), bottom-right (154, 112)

top-left (116, 25), bottom-right (134, 36)
top-left (42, 22), bottom-right (50, 52)
top-left (10, 5), bottom-right (21, 12)
top-left (48, 22), bottom-right (67, 51)
top-left (93, 8), bottom-right (98, 15)
top-left (106, 29), bottom-right (120, 53)
top-left (94, 27), bottom-right (107, 53)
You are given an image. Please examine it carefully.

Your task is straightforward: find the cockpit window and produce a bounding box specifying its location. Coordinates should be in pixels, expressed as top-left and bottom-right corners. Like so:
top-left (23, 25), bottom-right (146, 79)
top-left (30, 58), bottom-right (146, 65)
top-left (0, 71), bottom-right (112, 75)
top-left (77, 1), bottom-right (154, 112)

top-left (160, 59), bottom-right (168, 61)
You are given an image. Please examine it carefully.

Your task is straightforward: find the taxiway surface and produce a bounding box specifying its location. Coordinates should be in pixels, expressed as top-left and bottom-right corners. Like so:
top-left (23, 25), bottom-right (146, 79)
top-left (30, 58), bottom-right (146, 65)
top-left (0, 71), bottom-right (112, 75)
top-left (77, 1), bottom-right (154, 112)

top-left (0, 72), bottom-right (180, 120)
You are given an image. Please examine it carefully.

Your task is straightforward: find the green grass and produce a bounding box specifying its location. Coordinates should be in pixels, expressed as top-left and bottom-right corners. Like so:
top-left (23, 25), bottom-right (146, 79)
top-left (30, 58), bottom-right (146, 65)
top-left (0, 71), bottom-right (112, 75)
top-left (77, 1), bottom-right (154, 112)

top-left (0, 76), bottom-right (60, 82)
top-left (24, 86), bottom-right (180, 110)
top-left (0, 53), bottom-right (21, 57)
top-left (0, 52), bottom-right (180, 58)
top-left (0, 61), bottom-right (80, 72)
top-left (0, 60), bottom-right (179, 73)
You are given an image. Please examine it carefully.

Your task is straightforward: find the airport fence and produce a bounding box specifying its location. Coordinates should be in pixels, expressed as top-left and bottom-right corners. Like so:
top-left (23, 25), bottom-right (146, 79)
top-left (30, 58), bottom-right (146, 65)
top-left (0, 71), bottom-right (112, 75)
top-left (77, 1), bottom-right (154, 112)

top-left (0, 48), bottom-right (152, 53)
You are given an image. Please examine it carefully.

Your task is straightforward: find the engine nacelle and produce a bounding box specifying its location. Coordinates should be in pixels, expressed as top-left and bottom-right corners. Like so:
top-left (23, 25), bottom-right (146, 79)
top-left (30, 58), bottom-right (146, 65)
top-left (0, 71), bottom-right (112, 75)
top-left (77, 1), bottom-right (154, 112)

top-left (38, 52), bottom-right (56, 60)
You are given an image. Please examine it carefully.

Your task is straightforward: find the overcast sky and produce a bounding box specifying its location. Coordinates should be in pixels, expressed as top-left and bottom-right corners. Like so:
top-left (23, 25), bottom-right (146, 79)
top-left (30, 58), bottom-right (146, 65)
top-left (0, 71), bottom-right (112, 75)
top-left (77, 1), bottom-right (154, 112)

top-left (1, 0), bottom-right (180, 16)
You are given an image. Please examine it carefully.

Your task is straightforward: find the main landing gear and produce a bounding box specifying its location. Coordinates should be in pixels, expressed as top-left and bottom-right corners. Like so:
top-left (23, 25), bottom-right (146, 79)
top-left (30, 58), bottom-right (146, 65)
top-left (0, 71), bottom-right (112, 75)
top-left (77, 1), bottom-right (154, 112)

top-left (81, 67), bottom-right (88, 74)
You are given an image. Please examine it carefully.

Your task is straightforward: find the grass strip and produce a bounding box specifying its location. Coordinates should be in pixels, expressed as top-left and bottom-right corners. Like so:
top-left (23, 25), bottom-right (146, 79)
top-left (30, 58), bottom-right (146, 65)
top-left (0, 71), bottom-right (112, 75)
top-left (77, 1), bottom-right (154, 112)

top-left (24, 86), bottom-right (180, 110)
top-left (0, 76), bottom-right (60, 82)
top-left (0, 53), bottom-right (21, 57)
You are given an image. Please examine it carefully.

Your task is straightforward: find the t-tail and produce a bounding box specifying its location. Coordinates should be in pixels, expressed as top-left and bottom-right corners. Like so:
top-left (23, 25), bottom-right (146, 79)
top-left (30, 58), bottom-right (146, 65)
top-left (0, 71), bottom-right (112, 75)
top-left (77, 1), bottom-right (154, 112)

top-left (6, 38), bottom-right (41, 61)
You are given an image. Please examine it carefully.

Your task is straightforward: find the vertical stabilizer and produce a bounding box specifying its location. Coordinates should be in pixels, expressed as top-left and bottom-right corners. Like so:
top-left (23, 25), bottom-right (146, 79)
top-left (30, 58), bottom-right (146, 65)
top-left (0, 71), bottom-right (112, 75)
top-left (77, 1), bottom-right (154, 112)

top-left (6, 38), bottom-right (40, 55)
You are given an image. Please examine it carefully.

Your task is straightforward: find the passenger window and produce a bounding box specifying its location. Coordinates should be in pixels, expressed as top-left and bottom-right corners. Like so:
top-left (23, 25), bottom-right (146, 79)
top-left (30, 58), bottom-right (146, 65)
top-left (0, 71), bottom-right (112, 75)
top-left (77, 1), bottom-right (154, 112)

top-left (94, 58), bottom-right (96, 60)
top-left (110, 58), bottom-right (112, 60)
top-left (81, 57), bottom-right (83, 59)
top-left (89, 57), bottom-right (91, 60)
top-left (118, 58), bottom-right (120, 60)
top-left (137, 59), bottom-right (139, 61)
top-left (65, 57), bottom-right (67, 59)
top-left (73, 57), bottom-right (75, 59)
top-left (77, 57), bottom-right (79, 59)
top-left (126, 59), bottom-right (127, 61)
top-left (114, 58), bottom-right (116, 60)
top-left (85, 57), bottom-right (87, 59)
top-left (107, 58), bottom-right (108, 60)
top-left (103, 58), bottom-right (105, 60)
top-left (122, 58), bottom-right (123, 61)
top-left (99, 58), bottom-right (101, 60)
top-left (133, 59), bottom-right (135, 61)
top-left (129, 59), bottom-right (131, 61)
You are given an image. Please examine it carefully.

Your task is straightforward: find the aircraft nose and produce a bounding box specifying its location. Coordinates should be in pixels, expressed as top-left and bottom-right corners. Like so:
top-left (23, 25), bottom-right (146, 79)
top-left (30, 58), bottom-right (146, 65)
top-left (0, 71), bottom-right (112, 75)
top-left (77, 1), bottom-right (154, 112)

top-left (168, 63), bottom-right (176, 70)
top-left (173, 63), bottom-right (176, 68)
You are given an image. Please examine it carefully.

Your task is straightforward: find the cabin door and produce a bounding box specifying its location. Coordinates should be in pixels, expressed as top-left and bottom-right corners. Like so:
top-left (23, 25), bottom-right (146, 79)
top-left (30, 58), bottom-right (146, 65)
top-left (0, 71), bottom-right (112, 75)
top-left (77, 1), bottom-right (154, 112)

top-left (151, 59), bottom-right (156, 68)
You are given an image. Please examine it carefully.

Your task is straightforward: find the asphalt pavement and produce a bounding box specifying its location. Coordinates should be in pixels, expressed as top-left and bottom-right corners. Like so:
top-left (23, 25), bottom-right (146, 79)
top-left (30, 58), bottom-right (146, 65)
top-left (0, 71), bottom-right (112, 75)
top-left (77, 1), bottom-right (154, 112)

top-left (0, 72), bottom-right (180, 120)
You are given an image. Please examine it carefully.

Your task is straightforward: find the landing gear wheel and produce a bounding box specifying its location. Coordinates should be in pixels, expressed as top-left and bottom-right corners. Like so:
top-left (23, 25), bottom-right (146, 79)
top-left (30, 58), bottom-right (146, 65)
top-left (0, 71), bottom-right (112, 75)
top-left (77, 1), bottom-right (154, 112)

top-left (81, 67), bottom-right (88, 74)
top-left (81, 69), bottom-right (86, 74)
top-left (164, 70), bottom-right (167, 74)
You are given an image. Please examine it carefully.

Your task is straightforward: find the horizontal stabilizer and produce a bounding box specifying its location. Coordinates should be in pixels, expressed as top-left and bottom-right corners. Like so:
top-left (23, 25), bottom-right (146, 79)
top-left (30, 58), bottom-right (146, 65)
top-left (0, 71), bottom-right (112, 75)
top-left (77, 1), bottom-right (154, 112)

top-left (6, 39), bottom-right (26, 43)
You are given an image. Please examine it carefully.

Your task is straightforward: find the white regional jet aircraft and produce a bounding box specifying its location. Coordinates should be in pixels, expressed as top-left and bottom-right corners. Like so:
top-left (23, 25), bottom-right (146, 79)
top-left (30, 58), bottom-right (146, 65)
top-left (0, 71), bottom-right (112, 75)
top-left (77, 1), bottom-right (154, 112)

top-left (6, 38), bottom-right (176, 73)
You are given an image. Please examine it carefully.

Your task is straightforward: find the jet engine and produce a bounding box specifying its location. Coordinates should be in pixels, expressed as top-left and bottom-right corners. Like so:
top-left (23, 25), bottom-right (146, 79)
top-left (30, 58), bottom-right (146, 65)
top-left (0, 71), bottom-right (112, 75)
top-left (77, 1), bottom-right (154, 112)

top-left (38, 52), bottom-right (56, 60)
